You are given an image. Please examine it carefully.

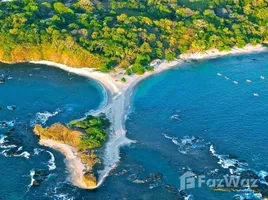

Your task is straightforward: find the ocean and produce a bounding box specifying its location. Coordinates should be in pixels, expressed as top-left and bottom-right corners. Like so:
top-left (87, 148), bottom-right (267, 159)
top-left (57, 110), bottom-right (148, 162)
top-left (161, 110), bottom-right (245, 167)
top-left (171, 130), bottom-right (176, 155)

top-left (0, 52), bottom-right (268, 200)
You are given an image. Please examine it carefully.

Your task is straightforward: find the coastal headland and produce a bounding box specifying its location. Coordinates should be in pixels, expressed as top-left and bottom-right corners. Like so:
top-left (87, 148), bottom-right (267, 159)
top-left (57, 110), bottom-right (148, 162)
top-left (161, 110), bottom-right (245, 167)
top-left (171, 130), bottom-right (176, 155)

top-left (5, 44), bottom-right (267, 189)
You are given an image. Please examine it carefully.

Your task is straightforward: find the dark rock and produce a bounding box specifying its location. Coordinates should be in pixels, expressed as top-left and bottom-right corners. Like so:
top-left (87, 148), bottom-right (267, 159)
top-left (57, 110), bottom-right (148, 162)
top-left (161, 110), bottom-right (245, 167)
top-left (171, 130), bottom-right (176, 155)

top-left (229, 166), bottom-right (237, 171)
top-left (34, 169), bottom-right (49, 177)
top-left (228, 154), bottom-right (238, 159)
top-left (179, 190), bottom-right (189, 198)
top-left (147, 172), bottom-right (163, 183)
top-left (2, 136), bottom-right (22, 147)
top-left (163, 184), bottom-right (179, 194)
top-left (130, 172), bottom-right (163, 184)
top-left (264, 176), bottom-right (268, 183)
top-left (6, 128), bottom-right (15, 135)
top-left (239, 160), bottom-right (248, 164)
top-left (2, 148), bottom-right (17, 156)
top-left (32, 169), bottom-right (49, 186)
top-left (240, 170), bottom-right (259, 180)
top-left (0, 78), bottom-right (5, 84)
top-left (33, 180), bottom-right (41, 186)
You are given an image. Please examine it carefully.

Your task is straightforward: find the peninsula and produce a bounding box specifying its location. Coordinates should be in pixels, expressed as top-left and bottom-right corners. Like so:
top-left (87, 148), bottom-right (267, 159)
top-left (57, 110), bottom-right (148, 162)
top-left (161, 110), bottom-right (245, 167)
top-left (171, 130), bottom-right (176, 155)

top-left (1, 0), bottom-right (268, 190)
top-left (31, 44), bottom-right (267, 189)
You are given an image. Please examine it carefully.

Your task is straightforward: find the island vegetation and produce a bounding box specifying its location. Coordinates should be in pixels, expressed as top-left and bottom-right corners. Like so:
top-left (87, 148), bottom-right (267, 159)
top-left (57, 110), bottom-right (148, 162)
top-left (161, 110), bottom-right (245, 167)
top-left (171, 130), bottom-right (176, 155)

top-left (0, 0), bottom-right (267, 73)
top-left (33, 114), bottom-right (110, 187)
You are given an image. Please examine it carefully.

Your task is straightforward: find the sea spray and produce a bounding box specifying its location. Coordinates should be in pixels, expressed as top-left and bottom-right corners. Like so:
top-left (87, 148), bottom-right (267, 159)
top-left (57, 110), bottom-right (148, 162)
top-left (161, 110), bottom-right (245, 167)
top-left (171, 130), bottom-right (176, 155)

top-left (30, 108), bottom-right (61, 127)
top-left (28, 170), bottom-right (35, 188)
top-left (46, 151), bottom-right (56, 171)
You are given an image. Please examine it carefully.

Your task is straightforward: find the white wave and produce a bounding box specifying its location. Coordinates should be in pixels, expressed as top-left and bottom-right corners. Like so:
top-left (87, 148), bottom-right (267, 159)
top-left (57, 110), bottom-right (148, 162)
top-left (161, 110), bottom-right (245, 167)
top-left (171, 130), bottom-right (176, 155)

top-left (184, 194), bottom-right (194, 200)
top-left (253, 93), bottom-right (259, 97)
top-left (163, 134), bottom-right (206, 155)
top-left (217, 156), bottom-right (238, 170)
top-left (172, 138), bottom-right (180, 145)
top-left (209, 145), bottom-right (216, 156)
top-left (170, 114), bottom-right (181, 120)
top-left (0, 135), bottom-right (6, 145)
top-left (224, 76), bottom-right (229, 80)
top-left (209, 145), bottom-right (241, 174)
top-left (6, 120), bottom-right (15, 127)
top-left (246, 80), bottom-right (252, 83)
top-left (260, 76), bottom-right (265, 80)
top-left (0, 120), bottom-right (15, 128)
top-left (46, 150), bottom-right (56, 171)
top-left (0, 144), bottom-right (16, 149)
top-left (7, 105), bottom-right (16, 111)
top-left (233, 81), bottom-right (239, 85)
top-left (2, 146), bottom-right (30, 159)
top-left (34, 148), bottom-right (44, 155)
top-left (54, 193), bottom-right (74, 200)
top-left (217, 73), bottom-right (222, 76)
top-left (30, 108), bottom-right (61, 126)
top-left (162, 133), bottom-right (175, 140)
top-left (28, 170), bottom-right (35, 188)
top-left (257, 170), bottom-right (268, 186)
top-left (14, 151), bottom-right (30, 159)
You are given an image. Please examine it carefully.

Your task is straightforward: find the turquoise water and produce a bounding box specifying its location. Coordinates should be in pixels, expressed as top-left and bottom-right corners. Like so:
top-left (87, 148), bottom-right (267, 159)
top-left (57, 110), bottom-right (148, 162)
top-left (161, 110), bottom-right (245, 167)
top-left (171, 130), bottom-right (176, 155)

top-left (1, 52), bottom-right (268, 200)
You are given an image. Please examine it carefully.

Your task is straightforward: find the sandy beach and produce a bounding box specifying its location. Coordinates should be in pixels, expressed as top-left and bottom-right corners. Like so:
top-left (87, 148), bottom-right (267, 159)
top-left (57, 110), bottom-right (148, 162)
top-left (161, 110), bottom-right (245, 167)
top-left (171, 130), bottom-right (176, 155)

top-left (39, 140), bottom-right (89, 189)
top-left (31, 44), bottom-right (267, 189)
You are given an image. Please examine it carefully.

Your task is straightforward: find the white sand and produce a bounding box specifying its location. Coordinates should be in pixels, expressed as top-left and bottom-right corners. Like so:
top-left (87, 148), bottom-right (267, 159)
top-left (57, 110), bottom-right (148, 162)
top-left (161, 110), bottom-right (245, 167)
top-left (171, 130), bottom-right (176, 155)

top-left (39, 140), bottom-right (89, 189)
top-left (179, 44), bottom-right (266, 60)
top-left (30, 44), bottom-right (267, 189)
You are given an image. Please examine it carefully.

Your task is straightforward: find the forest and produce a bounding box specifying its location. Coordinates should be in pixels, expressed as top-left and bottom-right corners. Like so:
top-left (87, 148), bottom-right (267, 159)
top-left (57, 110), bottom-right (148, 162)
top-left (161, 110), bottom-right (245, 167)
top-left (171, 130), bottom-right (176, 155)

top-left (0, 0), bottom-right (267, 74)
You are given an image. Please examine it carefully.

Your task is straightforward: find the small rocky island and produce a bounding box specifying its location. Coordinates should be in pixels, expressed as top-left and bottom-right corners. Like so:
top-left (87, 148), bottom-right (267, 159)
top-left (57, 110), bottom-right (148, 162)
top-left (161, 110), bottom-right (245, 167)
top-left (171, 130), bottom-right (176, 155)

top-left (33, 114), bottom-right (110, 188)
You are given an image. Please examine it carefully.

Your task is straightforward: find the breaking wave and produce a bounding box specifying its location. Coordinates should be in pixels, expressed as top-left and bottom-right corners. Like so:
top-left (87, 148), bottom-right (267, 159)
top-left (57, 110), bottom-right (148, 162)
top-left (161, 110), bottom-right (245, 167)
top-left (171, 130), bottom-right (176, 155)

top-left (28, 170), bottom-right (35, 188)
top-left (162, 134), bottom-right (208, 155)
top-left (30, 108), bottom-right (61, 127)
top-left (0, 136), bottom-right (30, 159)
top-left (163, 134), bottom-right (268, 198)
top-left (46, 150), bottom-right (56, 171)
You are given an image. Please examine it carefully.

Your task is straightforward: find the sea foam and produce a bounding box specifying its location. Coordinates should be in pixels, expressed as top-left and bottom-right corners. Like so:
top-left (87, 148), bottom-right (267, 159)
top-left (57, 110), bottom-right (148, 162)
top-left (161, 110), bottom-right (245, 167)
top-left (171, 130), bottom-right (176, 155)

top-left (30, 108), bottom-right (61, 127)
top-left (46, 150), bottom-right (56, 171)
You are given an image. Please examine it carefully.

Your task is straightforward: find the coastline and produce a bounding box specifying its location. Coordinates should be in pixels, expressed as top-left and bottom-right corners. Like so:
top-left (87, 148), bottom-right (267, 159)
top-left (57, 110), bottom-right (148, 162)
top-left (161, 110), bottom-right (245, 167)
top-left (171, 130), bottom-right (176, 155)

top-left (39, 139), bottom-right (89, 189)
top-left (9, 44), bottom-right (268, 189)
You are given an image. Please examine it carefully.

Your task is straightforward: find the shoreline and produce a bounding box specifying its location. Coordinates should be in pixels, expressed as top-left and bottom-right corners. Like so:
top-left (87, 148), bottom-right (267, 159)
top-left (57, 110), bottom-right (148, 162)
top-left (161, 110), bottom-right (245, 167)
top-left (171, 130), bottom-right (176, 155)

top-left (3, 44), bottom-right (267, 189)
top-left (39, 139), bottom-right (89, 189)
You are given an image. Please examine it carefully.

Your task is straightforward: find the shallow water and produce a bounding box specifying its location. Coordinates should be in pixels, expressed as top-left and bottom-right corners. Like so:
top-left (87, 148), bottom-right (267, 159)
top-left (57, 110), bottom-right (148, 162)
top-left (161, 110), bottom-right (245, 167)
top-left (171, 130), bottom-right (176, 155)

top-left (1, 52), bottom-right (268, 200)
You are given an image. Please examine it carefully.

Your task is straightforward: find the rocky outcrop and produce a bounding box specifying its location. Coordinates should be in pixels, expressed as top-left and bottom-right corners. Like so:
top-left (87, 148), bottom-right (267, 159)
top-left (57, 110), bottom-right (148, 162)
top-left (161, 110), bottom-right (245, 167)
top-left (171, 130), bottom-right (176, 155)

top-left (33, 123), bottom-right (101, 189)
top-left (0, 78), bottom-right (5, 84)
top-left (32, 170), bottom-right (49, 186)
top-left (83, 172), bottom-right (97, 188)
top-left (33, 123), bottom-right (82, 147)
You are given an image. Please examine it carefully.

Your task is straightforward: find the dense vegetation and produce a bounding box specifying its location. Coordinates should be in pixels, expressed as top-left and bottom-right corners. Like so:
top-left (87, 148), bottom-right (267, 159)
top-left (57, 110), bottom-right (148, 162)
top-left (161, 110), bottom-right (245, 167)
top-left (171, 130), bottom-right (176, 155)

top-left (33, 115), bottom-right (110, 187)
top-left (70, 114), bottom-right (110, 149)
top-left (0, 0), bottom-right (267, 73)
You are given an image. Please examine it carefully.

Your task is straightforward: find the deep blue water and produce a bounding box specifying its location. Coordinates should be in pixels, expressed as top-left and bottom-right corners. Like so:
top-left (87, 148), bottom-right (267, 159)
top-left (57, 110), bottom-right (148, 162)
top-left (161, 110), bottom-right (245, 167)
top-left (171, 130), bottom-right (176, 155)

top-left (0, 52), bottom-right (268, 200)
